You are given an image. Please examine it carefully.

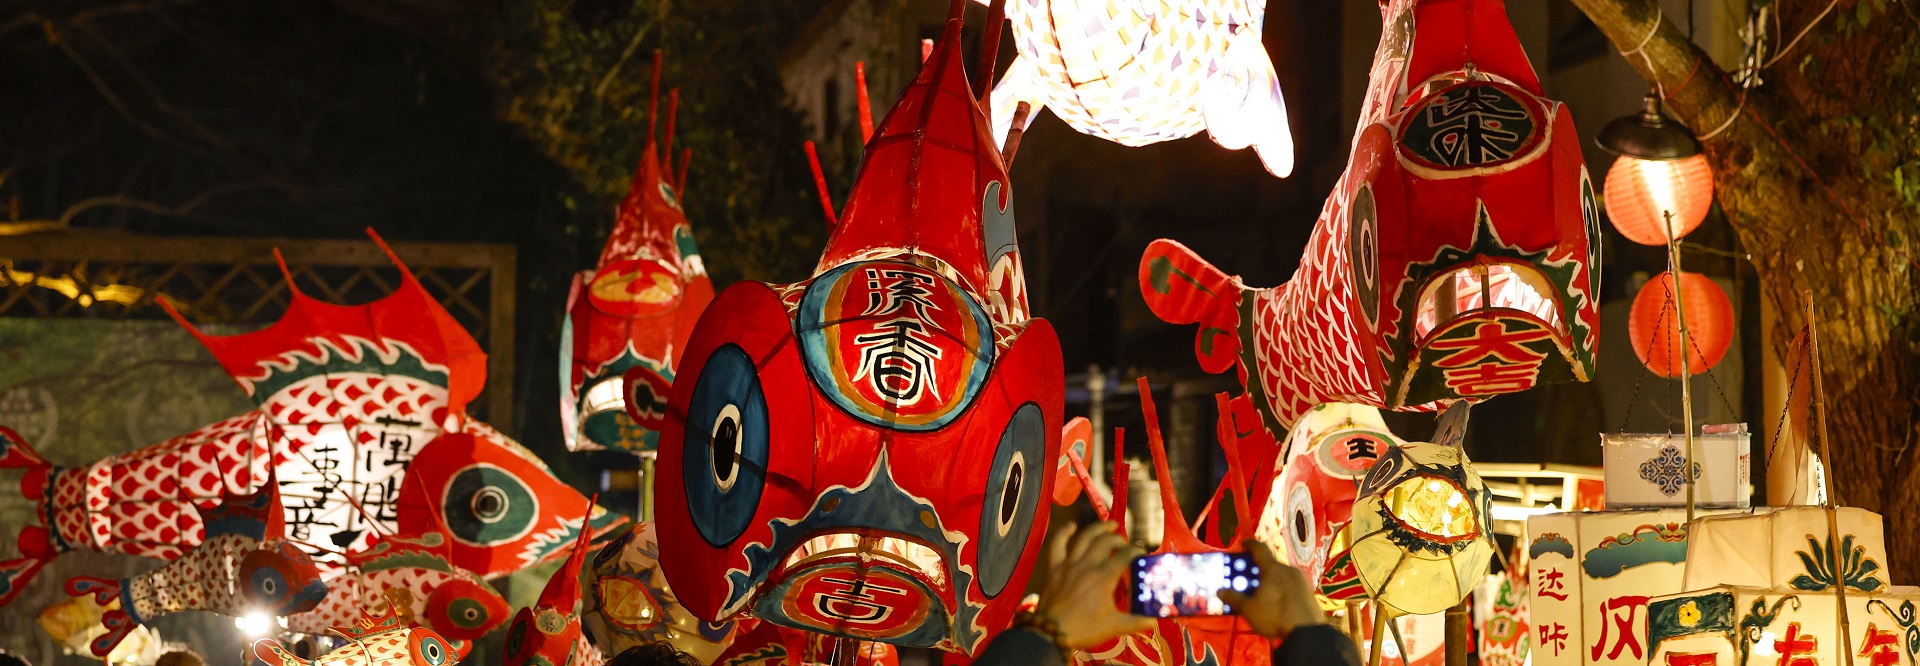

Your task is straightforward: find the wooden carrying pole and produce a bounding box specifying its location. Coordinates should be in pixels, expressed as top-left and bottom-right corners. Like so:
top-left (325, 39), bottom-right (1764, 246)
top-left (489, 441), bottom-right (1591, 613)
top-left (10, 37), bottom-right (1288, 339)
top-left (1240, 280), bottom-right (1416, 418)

top-left (1805, 291), bottom-right (1853, 661)
top-left (1662, 211), bottom-right (1700, 523)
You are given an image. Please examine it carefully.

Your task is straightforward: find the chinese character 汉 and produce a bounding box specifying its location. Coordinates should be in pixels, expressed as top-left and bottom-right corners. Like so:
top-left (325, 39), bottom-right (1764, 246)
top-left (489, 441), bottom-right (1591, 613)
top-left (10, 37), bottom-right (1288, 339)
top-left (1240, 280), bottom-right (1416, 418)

top-left (1588, 595), bottom-right (1650, 661)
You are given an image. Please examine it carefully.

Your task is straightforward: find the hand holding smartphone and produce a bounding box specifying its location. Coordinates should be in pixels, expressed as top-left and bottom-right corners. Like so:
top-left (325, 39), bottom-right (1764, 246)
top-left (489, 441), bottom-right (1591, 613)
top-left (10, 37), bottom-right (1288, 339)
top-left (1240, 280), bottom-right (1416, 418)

top-left (1129, 552), bottom-right (1260, 617)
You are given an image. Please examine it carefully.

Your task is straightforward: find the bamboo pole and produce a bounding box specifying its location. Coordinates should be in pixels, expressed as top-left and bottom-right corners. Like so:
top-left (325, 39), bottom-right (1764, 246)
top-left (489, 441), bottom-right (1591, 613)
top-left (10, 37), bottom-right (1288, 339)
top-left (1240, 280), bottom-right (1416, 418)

top-left (1445, 599), bottom-right (1470, 666)
top-left (1805, 291), bottom-right (1853, 661)
top-left (1368, 604), bottom-right (1388, 666)
top-left (1663, 211), bottom-right (1699, 523)
top-left (641, 456), bottom-right (656, 522)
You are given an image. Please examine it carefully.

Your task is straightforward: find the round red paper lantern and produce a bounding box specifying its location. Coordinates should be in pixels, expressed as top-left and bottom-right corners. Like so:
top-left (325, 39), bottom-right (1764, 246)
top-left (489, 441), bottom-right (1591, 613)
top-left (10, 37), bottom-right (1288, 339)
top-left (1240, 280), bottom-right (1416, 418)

top-left (1629, 271), bottom-right (1734, 378)
top-left (1604, 153), bottom-right (1714, 246)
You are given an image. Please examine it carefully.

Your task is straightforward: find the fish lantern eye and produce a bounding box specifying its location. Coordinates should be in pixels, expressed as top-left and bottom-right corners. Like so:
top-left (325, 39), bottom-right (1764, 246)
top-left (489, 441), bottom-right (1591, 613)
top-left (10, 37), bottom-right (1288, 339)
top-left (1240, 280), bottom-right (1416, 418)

top-left (683, 344), bottom-right (770, 546)
top-left (426, 579), bottom-right (507, 640)
top-left (1384, 475), bottom-right (1479, 541)
top-left (977, 404), bottom-right (1046, 597)
top-left (444, 464), bottom-right (540, 546)
top-left (411, 633), bottom-right (451, 665)
top-left (505, 609), bottom-right (533, 657)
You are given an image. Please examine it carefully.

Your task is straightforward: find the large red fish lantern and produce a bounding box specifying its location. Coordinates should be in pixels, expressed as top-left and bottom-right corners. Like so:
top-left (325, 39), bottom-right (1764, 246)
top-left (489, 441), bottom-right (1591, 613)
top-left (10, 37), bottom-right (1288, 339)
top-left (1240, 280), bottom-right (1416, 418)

top-left (1139, 0), bottom-right (1599, 443)
top-left (654, 1), bottom-right (1062, 655)
top-left (0, 230), bottom-right (625, 636)
top-left (561, 52), bottom-right (714, 454)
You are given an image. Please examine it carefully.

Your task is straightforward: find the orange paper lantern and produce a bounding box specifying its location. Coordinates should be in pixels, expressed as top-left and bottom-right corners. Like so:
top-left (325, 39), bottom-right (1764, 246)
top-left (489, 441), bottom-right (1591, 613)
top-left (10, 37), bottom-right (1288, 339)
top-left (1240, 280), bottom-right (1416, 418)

top-left (1603, 154), bottom-right (1714, 246)
top-left (1629, 271), bottom-right (1734, 378)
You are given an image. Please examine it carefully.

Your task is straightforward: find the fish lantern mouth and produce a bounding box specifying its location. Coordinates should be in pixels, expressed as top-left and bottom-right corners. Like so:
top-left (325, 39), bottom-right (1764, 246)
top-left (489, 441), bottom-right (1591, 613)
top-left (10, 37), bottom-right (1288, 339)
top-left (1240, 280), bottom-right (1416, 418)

top-left (1382, 475), bottom-right (1479, 544)
top-left (1397, 261), bottom-right (1579, 405)
top-left (589, 258), bottom-right (687, 318)
top-left (756, 530), bottom-right (955, 647)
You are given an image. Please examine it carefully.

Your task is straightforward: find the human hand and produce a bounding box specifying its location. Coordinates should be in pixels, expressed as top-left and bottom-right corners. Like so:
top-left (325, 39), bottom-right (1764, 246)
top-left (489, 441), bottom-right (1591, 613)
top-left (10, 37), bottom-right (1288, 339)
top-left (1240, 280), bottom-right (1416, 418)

top-left (1217, 541), bottom-right (1325, 639)
top-left (1033, 522), bottom-right (1157, 648)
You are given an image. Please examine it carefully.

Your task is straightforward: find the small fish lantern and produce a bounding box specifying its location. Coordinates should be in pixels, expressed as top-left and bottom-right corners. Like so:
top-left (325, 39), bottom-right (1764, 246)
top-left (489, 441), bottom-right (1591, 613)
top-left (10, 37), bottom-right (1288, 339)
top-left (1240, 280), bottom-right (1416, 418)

top-left (1347, 403), bottom-right (1495, 616)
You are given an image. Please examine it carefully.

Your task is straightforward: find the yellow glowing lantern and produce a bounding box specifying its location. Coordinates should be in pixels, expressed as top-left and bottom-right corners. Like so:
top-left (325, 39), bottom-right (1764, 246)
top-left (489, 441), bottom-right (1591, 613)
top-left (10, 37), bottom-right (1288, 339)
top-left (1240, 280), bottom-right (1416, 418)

top-left (1347, 404), bottom-right (1496, 616)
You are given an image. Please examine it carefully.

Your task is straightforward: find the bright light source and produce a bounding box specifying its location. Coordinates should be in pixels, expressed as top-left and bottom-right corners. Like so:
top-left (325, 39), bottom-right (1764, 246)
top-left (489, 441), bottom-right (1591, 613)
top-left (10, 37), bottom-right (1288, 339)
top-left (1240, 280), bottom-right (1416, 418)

top-left (236, 611), bottom-right (273, 637)
top-left (1489, 505), bottom-right (1558, 522)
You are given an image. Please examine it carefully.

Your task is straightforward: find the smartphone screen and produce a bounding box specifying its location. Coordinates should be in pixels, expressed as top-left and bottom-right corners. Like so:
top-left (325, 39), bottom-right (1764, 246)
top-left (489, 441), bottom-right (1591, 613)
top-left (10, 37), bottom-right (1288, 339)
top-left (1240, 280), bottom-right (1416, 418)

top-left (1130, 552), bottom-right (1259, 617)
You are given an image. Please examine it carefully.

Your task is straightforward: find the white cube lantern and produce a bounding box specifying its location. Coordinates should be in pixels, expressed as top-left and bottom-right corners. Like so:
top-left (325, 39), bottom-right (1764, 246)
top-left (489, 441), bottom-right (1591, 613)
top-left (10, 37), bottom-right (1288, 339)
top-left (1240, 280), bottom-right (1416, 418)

top-left (1528, 509), bottom-right (1699, 666)
top-left (1684, 507), bottom-right (1892, 594)
top-left (1601, 424), bottom-right (1752, 510)
top-left (1649, 585), bottom-right (1920, 666)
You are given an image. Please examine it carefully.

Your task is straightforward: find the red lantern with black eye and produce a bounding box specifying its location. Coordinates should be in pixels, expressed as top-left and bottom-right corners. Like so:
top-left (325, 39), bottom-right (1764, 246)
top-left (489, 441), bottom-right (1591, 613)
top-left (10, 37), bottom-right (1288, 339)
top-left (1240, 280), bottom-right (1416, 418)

top-left (654, 2), bottom-right (1062, 656)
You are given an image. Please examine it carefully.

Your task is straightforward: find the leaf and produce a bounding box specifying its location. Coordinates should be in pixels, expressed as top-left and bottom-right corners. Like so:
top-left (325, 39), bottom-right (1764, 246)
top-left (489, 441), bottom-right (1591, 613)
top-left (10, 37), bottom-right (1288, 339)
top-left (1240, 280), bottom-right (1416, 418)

top-left (1790, 573), bottom-right (1827, 591)
top-left (1857, 0), bottom-right (1872, 28)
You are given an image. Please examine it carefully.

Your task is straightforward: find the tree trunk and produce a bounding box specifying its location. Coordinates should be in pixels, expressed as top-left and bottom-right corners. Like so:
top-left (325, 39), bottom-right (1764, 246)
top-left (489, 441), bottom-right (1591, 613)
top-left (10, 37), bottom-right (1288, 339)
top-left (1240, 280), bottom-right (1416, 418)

top-left (1567, 0), bottom-right (1920, 570)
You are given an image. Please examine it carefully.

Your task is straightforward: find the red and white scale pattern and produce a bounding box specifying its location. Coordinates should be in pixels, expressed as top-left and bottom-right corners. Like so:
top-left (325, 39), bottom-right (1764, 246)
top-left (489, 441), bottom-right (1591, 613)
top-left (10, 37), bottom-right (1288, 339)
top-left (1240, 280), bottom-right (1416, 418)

top-left (1246, 186), bottom-right (1382, 426)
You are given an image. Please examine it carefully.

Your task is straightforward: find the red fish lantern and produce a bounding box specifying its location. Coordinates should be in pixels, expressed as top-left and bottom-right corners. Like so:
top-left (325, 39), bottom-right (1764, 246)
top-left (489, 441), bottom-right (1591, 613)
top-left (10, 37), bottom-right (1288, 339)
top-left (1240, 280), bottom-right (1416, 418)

top-left (1627, 271), bottom-right (1733, 378)
top-left (1255, 404), bottom-right (1402, 584)
top-left (255, 603), bottom-right (459, 666)
top-left (654, 1), bottom-right (1061, 655)
top-left (503, 507), bottom-right (602, 666)
top-left (0, 230), bottom-right (625, 637)
top-left (1139, 0), bottom-right (1599, 447)
top-left (561, 52), bottom-right (714, 455)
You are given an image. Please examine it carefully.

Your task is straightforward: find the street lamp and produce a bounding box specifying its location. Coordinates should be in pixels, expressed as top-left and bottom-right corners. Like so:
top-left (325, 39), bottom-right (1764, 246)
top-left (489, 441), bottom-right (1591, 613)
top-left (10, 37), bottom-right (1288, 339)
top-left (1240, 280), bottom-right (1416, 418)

top-left (1597, 93), bottom-right (1714, 246)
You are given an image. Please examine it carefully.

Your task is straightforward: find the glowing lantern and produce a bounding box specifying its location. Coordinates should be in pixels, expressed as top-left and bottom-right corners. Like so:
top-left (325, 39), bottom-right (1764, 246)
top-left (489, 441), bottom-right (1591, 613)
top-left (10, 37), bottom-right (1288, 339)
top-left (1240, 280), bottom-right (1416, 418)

top-left (1597, 94), bottom-right (1714, 246)
top-left (1628, 271), bottom-right (1733, 378)
top-left (1348, 404), bottom-right (1495, 616)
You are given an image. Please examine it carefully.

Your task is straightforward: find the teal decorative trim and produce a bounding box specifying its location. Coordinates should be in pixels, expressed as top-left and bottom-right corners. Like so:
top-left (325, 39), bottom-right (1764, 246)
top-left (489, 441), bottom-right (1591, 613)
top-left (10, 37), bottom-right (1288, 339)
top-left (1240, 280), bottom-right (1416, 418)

top-left (1737, 596), bottom-right (1801, 666)
top-left (1650, 592), bottom-right (1735, 655)
top-left (1790, 533), bottom-right (1885, 593)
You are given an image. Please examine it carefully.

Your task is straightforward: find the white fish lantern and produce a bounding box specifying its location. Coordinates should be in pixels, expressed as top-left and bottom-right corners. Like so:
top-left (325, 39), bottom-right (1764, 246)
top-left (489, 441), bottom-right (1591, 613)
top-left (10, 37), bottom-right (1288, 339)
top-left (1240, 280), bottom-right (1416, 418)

top-left (987, 0), bottom-right (1296, 176)
top-left (1348, 404), bottom-right (1496, 616)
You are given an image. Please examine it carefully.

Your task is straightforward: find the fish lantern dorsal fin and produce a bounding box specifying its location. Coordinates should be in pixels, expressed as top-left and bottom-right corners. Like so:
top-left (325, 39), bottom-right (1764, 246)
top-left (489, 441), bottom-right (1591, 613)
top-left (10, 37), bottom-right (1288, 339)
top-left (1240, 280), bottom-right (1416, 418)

top-left (813, 0), bottom-right (1006, 295)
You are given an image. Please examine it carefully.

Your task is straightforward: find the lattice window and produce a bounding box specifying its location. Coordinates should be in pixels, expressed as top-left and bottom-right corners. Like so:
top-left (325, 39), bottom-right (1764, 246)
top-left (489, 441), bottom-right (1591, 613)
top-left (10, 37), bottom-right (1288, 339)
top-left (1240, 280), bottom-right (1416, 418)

top-left (0, 233), bottom-right (518, 428)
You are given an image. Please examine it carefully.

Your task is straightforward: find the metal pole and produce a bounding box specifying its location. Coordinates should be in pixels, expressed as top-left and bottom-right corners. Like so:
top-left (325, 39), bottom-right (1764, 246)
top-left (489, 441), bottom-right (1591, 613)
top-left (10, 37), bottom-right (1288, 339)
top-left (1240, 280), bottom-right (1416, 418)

top-left (1664, 211), bottom-right (1699, 523)
top-left (1805, 291), bottom-right (1853, 661)
top-left (1446, 599), bottom-right (1471, 666)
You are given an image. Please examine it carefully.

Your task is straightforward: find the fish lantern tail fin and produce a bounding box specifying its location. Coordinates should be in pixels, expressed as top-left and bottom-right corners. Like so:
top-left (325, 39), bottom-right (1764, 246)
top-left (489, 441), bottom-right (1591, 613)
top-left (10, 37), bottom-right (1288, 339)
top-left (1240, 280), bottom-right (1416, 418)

top-left (1202, 32), bottom-right (1294, 177)
top-left (0, 425), bottom-right (59, 606)
top-left (1138, 239), bottom-right (1247, 377)
top-left (65, 576), bottom-right (136, 657)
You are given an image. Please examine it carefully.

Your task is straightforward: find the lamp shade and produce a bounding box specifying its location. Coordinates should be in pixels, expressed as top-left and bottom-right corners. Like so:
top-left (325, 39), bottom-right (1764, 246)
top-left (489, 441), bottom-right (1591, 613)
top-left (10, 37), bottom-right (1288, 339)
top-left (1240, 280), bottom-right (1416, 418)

top-left (1628, 271), bottom-right (1734, 378)
top-left (1603, 154), bottom-right (1714, 245)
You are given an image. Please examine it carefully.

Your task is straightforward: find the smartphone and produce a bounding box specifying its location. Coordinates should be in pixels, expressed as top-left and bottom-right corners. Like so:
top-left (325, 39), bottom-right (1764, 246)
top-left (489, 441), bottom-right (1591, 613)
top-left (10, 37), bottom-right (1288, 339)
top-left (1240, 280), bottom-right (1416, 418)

top-left (1129, 552), bottom-right (1259, 617)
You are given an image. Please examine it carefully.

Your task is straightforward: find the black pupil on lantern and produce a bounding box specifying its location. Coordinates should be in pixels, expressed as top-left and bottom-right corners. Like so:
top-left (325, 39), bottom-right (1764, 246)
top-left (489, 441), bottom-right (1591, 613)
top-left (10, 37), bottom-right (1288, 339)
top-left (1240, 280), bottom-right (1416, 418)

top-left (1000, 462), bottom-right (1023, 525)
top-left (474, 491), bottom-right (504, 518)
top-left (713, 416), bottom-right (739, 479)
top-left (1294, 509), bottom-right (1308, 537)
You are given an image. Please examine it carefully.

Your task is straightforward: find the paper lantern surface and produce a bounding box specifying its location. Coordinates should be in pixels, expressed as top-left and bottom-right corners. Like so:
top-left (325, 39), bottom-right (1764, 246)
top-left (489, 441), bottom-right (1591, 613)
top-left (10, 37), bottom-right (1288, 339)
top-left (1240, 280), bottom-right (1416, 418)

top-left (654, 3), bottom-right (1061, 655)
top-left (1629, 271), bottom-right (1735, 378)
top-left (1649, 584), bottom-right (1920, 666)
top-left (0, 233), bottom-right (625, 634)
top-left (1525, 508), bottom-right (1738, 666)
top-left (1477, 573), bottom-right (1531, 666)
top-left (62, 478), bottom-right (324, 657)
top-left (254, 603), bottom-right (461, 666)
top-left (503, 514), bottom-right (603, 666)
top-left (1138, 0), bottom-right (1600, 447)
top-left (1602, 154), bottom-right (1713, 246)
top-left (1682, 507), bottom-right (1889, 594)
top-left (560, 60), bottom-right (714, 454)
top-left (1256, 403), bottom-right (1401, 583)
top-left (584, 523), bottom-right (741, 663)
top-left (1348, 404), bottom-right (1495, 616)
top-left (1600, 429), bottom-right (1751, 510)
top-left (987, 0), bottom-right (1295, 175)
top-left (334, 476), bottom-right (511, 649)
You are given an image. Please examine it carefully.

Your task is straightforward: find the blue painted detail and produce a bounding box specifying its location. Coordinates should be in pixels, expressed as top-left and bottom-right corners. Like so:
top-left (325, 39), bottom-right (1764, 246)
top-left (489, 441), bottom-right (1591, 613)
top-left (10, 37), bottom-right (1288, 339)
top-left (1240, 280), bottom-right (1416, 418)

top-left (977, 404), bottom-right (1045, 597)
top-left (795, 261), bottom-right (995, 432)
top-left (753, 561), bottom-right (953, 648)
top-left (683, 344), bottom-right (770, 547)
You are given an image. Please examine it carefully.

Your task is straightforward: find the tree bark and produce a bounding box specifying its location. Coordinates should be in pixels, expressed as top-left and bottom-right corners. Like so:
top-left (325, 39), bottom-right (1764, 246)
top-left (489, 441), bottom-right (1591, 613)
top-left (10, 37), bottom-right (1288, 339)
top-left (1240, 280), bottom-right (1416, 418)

top-left (1567, 0), bottom-right (1920, 570)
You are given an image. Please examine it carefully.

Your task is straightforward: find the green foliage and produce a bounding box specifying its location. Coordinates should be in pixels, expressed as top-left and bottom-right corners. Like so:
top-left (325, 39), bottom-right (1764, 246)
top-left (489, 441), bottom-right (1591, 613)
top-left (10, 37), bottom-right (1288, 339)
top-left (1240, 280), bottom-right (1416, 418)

top-left (488, 0), bottom-right (831, 285)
